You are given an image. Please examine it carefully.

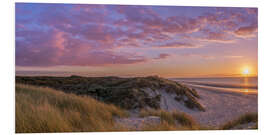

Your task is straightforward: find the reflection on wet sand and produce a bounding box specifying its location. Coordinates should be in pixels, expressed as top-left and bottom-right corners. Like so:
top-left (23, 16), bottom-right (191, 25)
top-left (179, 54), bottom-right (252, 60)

top-left (242, 77), bottom-right (257, 94)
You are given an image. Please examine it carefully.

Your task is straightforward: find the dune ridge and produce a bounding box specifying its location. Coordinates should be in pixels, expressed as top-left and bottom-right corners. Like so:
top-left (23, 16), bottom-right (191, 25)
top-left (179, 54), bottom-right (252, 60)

top-left (16, 75), bottom-right (205, 111)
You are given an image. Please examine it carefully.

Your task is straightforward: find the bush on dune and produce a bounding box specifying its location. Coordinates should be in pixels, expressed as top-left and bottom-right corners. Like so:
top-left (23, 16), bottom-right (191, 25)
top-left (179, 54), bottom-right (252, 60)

top-left (15, 84), bottom-right (128, 133)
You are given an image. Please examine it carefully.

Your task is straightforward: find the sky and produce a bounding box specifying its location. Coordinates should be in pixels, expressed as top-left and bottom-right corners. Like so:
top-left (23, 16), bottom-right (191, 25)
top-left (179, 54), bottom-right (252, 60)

top-left (15, 3), bottom-right (258, 78)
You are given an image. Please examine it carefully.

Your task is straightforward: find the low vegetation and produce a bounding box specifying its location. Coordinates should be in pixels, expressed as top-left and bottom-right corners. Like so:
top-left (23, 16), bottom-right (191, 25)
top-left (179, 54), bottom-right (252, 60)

top-left (220, 113), bottom-right (258, 130)
top-left (16, 75), bottom-right (204, 111)
top-left (16, 84), bottom-right (128, 133)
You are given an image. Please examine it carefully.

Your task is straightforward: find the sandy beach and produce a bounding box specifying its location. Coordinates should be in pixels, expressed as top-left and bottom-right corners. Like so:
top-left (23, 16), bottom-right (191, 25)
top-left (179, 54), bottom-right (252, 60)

top-left (184, 83), bottom-right (258, 127)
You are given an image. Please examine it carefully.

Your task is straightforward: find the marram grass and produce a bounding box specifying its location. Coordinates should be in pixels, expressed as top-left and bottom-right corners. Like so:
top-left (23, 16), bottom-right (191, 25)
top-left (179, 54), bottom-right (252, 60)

top-left (15, 84), bottom-right (128, 133)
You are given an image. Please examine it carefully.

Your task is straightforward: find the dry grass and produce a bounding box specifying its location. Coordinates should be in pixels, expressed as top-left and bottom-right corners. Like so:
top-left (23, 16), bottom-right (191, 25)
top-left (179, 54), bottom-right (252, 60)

top-left (220, 113), bottom-right (258, 130)
top-left (139, 109), bottom-right (198, 129)
top-left (15, 84), bottom-right (128, 133)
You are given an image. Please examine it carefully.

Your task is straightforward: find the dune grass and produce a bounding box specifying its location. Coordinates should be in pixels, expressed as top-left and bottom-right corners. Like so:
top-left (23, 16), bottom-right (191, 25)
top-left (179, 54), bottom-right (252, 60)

top-left (139, 109), bottom-right (198, 129)
top-left (220, 113), bottom-right (258, 130)
top-left (15, 84), bottom-right (128, 133)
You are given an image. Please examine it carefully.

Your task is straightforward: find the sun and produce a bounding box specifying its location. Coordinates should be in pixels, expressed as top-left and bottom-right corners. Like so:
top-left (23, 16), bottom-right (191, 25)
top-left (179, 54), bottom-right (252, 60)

top-left (242, 67), bottom-right (250, 76)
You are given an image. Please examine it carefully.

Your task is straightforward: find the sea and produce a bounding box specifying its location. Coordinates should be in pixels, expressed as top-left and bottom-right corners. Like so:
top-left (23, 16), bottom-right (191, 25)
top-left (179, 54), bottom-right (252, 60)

top-left (171, 77), bottom-right (258, 93)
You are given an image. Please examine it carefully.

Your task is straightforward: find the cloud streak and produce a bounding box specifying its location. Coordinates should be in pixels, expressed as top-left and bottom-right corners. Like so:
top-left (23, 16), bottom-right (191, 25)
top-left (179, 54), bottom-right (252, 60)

top-left (156, 42), bottom-right (199, 48)
top-left (154, 53), bottom-right (170, 60)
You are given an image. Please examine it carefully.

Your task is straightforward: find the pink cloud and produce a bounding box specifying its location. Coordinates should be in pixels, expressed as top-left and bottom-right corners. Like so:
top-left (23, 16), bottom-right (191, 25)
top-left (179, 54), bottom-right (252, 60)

top-left (156, 42), bottom-right (198, 48)
top-left (59, 51), bottom-right (147, 66)
top-left (154, 53), bottom-right (170, 60)
top-left (181, 53), bottom-right (215, 60)
top-left (197, 31), bottom-right (235, 43)
top-left (246, 8), bottom-right (258, 15)
top-left (16, 28), bottom-right (147, 66)
top-left (224, 55), bottom-right (243, 59)
top-left (234, 25), bottom-right (258, 38)
top-left (113, 7), bottom-right (257, 44)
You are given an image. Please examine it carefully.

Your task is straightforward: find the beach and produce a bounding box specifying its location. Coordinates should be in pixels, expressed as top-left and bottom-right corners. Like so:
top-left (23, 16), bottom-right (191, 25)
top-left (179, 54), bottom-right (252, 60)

top-left (181, 83), bottom-right (258, 127)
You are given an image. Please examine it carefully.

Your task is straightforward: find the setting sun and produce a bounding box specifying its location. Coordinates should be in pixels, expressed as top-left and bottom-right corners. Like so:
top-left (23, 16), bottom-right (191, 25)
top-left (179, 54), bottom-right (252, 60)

top-left (242, 67), bottom-right (250, 76)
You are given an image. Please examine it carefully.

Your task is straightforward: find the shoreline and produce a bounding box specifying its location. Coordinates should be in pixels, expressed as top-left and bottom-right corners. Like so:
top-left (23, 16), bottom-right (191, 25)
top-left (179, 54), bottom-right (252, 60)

top-left (184, 83), bottom-right (258, 95)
